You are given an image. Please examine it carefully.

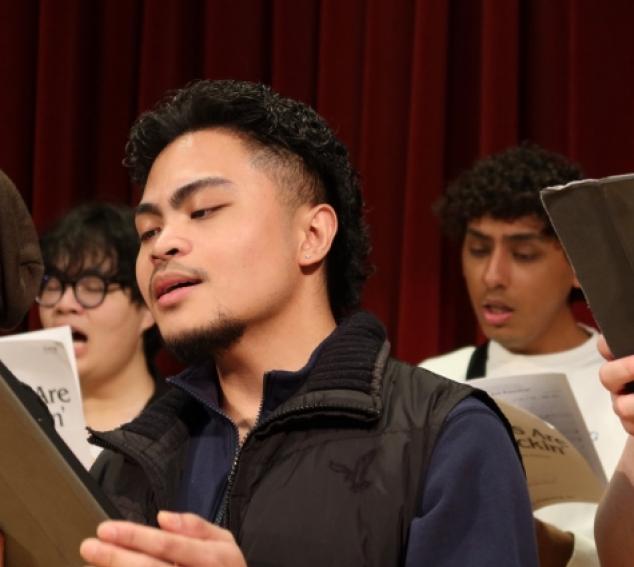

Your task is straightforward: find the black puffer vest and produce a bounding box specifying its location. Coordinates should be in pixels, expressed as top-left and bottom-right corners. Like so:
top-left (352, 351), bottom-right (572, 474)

top-left (90, 313), bottom-right (506, 567)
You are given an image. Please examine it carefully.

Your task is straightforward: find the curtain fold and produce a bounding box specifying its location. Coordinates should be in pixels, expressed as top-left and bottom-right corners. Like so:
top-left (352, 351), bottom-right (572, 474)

top-left (395, 0), bottom-right (448, 360)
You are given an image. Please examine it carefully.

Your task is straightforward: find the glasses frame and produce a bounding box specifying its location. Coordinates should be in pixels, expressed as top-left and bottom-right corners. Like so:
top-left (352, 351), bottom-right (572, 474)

top-left (36, 270), bottom-right (128, 310)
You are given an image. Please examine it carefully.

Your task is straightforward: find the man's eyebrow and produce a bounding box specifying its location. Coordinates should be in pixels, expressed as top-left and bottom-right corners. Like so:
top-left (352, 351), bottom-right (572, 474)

top-left (465, 227), bottom-right (547, 243)
top-left (135, 202), bottom-right (160, 217)
top-left (505, 233), bottom-right (547, 243)
top-left (134, 176), bottom-right (233, 217)
top-left (169, 176), bottom-right (233, 209)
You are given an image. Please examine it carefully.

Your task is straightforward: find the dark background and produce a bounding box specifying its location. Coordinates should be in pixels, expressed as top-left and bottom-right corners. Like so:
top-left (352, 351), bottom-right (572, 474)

top-left (1, 0), bottom-right (632, 365)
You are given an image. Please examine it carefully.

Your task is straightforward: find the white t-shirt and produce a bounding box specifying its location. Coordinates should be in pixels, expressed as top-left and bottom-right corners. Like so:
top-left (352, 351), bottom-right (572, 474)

top-left (421, 328), bottom-right (628, 567)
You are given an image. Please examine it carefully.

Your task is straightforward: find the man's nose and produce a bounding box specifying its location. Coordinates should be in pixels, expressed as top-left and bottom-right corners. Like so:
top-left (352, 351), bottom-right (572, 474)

top-left (149, 226), bottom-right (191, 264)
top-left (482, 249), bottom-right (510, 289)
top-left (54, 285), bottom-right (83, 313)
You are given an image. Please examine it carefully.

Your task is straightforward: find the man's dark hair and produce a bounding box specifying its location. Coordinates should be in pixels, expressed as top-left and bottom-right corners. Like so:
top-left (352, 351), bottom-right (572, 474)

top-left (124, 79), bottom-right (372, 319)
top-left (40, 202), bottom-right (161, 376)
top-left (436, 142), bottom-right (584, 241)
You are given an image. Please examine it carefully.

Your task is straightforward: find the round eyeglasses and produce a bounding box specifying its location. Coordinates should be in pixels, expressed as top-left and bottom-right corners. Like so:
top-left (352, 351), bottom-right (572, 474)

top-left (36, 273), bottom-right (126, 309)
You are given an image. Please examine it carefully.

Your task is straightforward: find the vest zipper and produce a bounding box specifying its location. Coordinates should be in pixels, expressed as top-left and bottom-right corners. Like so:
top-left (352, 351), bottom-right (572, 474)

top-left (172, 382), bottom-right (246, 527)
top-left (214, 395), bottom-right (265, 526)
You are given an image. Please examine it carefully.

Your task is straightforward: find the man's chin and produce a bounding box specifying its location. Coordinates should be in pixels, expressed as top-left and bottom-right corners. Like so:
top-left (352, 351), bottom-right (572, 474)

top-left (485, 328), bottom-right (531, 353)
top-left (163, 319), bottom-right (245, 365)
top-left (482, 324), bottom-right (515, 347)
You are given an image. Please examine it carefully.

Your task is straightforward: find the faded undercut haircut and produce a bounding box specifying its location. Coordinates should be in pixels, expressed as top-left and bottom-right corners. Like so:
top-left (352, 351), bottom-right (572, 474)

top-left (124, 79), bottom-right (372, 319)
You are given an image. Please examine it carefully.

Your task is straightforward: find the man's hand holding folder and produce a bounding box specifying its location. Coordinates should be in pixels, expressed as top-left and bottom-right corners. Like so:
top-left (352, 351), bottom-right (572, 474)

top-left (78, 512), bottom-right (247, 567)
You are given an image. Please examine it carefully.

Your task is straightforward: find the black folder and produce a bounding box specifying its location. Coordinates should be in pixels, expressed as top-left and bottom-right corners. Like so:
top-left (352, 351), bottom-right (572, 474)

top-left (540, 173), bottom-right (634, 359)
top-left (0, 359), bottom-right (120, 566)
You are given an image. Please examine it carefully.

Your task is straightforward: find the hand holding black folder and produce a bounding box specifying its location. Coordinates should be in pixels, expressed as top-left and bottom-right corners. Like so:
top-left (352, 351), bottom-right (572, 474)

top-left (0, 360), bottom-right (119, 567)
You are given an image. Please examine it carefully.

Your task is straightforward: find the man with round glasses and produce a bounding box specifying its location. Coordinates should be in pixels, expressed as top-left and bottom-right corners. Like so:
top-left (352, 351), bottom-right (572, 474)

top-left (36, 202), bottom-right (166, 455)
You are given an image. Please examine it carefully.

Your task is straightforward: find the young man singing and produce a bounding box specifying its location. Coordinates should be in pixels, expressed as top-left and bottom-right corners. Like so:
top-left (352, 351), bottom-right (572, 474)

top-left (421, 144), bottom-right (627, 566)
top-left (77, 81), bottom-right (537, 567)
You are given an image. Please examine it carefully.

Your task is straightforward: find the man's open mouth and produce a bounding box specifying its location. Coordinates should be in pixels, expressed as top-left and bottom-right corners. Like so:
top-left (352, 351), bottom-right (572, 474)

top-left (482, 301), bottom-right (514, 325)
top-left (71, 329), bottom-right (88, 343)
top-left (154, 277), bottom-right (202, 300)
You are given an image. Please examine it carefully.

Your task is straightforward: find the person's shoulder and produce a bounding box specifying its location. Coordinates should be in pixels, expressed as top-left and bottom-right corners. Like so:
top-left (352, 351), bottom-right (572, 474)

top-left (445, 394), bottom-right (501, 423)
top-left (384, 358), bottom-right (485, 432)
top-left (417, 346), bottom-right (475, 381)
top-left (435, 395), bottom-right (521, 471)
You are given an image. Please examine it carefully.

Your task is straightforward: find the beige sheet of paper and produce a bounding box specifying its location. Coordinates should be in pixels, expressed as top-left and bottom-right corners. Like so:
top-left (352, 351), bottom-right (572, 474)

top-left (470, 373), bottom-right (606, 509)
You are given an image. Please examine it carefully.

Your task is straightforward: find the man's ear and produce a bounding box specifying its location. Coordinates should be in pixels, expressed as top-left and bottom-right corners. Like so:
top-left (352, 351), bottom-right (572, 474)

top-left (297, 203), bottom-right (338, 267)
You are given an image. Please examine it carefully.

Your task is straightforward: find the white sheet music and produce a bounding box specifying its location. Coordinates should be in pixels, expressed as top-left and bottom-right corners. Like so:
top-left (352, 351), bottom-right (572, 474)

top-left (0, 326), bottom-right (92, 468)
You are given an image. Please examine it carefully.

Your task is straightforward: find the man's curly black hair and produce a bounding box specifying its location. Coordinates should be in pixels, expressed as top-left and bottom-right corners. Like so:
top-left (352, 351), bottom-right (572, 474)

top-left (124, 79), bottom-right (372, 319)
top-left (436, 142), bottom-right (584, 241)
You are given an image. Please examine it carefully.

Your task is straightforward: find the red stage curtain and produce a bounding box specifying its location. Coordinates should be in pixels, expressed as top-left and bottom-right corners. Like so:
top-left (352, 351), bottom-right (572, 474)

top-left (1, 0), bottom-right (633, 365)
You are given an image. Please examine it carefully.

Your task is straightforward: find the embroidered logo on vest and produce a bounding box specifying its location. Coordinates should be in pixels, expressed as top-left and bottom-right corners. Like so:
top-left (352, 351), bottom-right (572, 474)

top-left (328, 449), bottom-right (377, 493)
